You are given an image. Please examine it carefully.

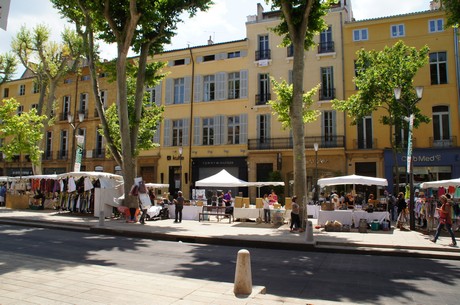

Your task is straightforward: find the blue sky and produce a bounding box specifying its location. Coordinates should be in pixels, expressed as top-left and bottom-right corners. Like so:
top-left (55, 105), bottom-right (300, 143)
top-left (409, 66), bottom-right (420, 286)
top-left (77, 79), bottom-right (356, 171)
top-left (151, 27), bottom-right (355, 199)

top-left (0, 0), bottom-right (433, 63)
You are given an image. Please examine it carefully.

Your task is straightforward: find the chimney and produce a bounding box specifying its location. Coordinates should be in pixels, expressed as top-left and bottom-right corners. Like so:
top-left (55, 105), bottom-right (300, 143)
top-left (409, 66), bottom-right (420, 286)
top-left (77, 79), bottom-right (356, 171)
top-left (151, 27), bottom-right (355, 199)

top-left (207, 35), bottom-right (213, 45)
top-left (430, 1), bottom-right (441, 10)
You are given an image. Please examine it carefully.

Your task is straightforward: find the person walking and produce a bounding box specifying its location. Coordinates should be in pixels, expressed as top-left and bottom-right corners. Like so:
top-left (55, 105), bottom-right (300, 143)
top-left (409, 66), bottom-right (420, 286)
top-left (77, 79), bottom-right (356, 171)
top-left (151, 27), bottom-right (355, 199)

top-left (290, 196), bottom-right (301, 232)
top-left (431, 195), bottom-right (457, 247)
top-left (0, 183), bottom-right (6, 207)
top-left (396, 192), bottom-right (407, 229)
top-left (173, 191), bottom-right (184, 223)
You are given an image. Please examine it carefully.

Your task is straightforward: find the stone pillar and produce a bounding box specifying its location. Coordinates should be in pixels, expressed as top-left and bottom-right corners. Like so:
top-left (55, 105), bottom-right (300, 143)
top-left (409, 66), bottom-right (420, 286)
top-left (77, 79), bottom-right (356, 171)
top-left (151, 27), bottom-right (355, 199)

top-left (305, 220), bottom-right (314, 244)
top-left (233, 249), bottom-right (252, 295)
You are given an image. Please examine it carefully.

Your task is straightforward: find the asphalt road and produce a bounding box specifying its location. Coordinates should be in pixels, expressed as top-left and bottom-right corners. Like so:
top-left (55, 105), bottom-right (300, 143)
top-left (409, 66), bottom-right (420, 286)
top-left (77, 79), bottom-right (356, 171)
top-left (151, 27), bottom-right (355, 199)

top-left (2, 224), bottom-right (460, 304)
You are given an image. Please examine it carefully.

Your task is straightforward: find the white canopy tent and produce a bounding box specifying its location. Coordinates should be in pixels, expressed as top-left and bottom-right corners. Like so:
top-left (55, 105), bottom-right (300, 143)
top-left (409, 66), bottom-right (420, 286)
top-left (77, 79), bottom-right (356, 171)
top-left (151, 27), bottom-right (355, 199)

top-left (248, 181), bottom-right (285, 197)
top-left (145, 183), bottom-right (169, 189)
top-left (420, 178), bottom-right (460, 189)
top-left (318, 174), bottom-right (388, 188)
top-left (195, 169), bottom-right (249, 187)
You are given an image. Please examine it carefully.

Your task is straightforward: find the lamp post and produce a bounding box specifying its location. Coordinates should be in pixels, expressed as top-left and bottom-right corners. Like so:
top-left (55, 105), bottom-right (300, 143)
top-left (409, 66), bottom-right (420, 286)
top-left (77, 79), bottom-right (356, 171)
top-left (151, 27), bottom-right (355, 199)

top-left (314, 143), bottom-right (319, 203)
top-left (178, 147), bottom-right (183, 192)
top-left (394, 86), bottom-right (423, 231)
top-left (68, 112), bottom-right (85, 172)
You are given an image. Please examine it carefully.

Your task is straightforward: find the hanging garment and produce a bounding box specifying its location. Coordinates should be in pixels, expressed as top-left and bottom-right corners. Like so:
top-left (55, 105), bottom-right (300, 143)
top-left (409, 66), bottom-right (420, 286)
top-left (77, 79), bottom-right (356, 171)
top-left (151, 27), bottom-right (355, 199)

top-left (68, 178), bottom-right (77, 192)
top-left (84, 177), bottom-right (94, 191)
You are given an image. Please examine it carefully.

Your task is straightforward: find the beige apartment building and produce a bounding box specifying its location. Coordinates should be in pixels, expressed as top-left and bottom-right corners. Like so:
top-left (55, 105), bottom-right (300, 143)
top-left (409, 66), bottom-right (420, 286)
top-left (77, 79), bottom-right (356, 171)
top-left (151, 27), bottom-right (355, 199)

top-left (2, 1), bottom-right (458, 202)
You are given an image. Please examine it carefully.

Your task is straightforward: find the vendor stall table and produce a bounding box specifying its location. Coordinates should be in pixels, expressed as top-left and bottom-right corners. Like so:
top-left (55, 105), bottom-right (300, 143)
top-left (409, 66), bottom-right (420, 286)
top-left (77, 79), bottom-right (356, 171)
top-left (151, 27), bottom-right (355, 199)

top-left (317, 210), bottom-right (389, 226)
top-left (168, 205), bottom-right (201, 221)
top-left (306, 205), bottom-right (320, 219)
top-left (233, 207), bottom-right (292, 222)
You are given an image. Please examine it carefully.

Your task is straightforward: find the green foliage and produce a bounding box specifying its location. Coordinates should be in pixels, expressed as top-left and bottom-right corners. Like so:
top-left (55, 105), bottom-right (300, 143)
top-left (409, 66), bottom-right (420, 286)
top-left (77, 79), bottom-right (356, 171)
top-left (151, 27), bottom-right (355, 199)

top-left (0, 98), bottom-right (47, 164)
top-left (332, 41), bottom-right (430, 128)
top-left (100, 76), bottom-right (164, 157)
top-left (437, 0), bottom-right (459, 28)
top-left (0, 52), bottom-right (18, 85)
top-left (268, 78), bottom-right (320, 129)
top-left (267, 0), bottom-right (338, 49)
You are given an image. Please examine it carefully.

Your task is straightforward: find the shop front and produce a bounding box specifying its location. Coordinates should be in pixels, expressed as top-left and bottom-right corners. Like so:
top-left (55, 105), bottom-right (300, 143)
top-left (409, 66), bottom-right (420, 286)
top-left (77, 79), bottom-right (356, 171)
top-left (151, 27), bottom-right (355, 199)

top-left (384, 148), bottom-right (460, 194)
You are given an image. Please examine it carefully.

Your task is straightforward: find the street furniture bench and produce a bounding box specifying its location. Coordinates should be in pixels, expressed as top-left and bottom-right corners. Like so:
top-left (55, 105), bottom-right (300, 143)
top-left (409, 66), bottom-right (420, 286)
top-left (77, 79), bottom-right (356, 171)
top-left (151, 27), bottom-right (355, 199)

top-left (199, 205), bottom-right (233, 223)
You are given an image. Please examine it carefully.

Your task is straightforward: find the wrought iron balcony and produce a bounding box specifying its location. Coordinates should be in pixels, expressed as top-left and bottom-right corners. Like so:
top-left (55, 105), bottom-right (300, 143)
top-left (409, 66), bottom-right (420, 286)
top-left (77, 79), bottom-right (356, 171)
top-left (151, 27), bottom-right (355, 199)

top-left (255, 93), bottom-right (271, 105)
top-left (318, 41), bottom-right (335, 53)
top-left (57, 150), bottom-right (69, 160)
top-left (255, 49), bottom-right (271, 61)
top-left (93, 149), bottom-right (106, 159)
top-left (248, 136), bottom-right (345, 150)
top-left (430, 136), bottom-right (457, 148)
top-left (42, 151), bottom-right (53, 161)
top-left (319, 88), bottom-right (336, 100)
top-left (353, 138), bottom-right (378, 150)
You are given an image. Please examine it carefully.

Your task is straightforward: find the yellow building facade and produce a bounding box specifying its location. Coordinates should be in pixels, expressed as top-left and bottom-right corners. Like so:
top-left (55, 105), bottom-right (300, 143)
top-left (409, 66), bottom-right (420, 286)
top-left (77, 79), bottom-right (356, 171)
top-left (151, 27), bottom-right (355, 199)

top-left (343, 7), bottom-right (460, 194)
top-left (1, 1), bottom-right (458, 201)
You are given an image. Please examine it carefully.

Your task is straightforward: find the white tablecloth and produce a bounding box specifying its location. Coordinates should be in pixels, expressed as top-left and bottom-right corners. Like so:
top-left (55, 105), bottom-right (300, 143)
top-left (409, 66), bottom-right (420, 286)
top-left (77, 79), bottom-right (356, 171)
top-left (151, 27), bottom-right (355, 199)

top-left (234, 207), bottom-right (261, 219)
top-left (317, 210), bottom-right (390, 226)
top-left (317, 210), bottom-right (353, 226)
top-left (168, 205), bottom-right (201, 221)
top-left (234, 208), bottom-right (292, 221)
top-left (352, 211), bottom-right (389, 225)
top-left (306, 205), bottom-right (320, 218)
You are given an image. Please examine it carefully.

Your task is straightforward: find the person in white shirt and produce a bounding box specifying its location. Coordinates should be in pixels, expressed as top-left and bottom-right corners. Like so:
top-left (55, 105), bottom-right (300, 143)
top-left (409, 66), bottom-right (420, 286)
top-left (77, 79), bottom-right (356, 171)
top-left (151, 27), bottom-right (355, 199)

top-left (262, 193), bottom-right (271, 223)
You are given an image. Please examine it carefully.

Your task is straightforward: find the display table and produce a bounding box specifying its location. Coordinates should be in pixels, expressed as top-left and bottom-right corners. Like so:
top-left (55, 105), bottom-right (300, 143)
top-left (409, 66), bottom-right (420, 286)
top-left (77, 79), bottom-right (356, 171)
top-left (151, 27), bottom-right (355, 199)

top-left (233, 207), bottom-right (292, 222)
top-left (306, 205), bottom-right (320, 218)
top-left (317, 210), bottom-right (390, 226)
top-left (352, 211), bottom-right (389, 225)
top-left (234, 207), bottom-right (261, 219)
top-left (168, 205), bottom-right (201, 221)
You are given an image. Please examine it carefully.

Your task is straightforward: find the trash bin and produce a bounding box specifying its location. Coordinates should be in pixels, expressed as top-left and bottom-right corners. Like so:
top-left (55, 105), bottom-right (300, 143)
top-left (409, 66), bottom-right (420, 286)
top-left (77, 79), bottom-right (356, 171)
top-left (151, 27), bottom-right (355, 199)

top-left (358, 219), bottom-right (367, 233)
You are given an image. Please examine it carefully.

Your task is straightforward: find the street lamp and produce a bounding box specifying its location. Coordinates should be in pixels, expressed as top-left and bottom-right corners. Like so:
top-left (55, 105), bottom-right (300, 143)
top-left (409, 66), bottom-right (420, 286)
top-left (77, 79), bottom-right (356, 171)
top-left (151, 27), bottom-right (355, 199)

top-left (394, 86), bottom-right (423, 230)
top-left (178, 147), bottom-right (183, 192)
top-left (314, 143), bottom-right (319, 203)
top-left (68, 112), bottom-right (85, 172)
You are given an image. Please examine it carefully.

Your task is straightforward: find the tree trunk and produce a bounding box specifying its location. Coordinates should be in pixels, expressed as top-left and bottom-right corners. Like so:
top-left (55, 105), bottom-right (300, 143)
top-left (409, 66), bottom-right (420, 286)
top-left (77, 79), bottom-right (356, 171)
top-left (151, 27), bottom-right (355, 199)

top-left (291, 40), bottom-right (308, 226)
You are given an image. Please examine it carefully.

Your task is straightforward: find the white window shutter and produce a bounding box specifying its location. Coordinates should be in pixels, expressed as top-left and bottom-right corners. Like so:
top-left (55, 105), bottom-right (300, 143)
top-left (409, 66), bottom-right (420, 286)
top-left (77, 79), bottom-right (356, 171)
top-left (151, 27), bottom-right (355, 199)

top-left (240, 70), bottom-right (248, 99)
top-left (193, 117), bottom-right (201, 145)
top-left (164, 120), bottom-right (171, 146)
top-left (168, 60), bottom-right (174, 67)
top-left (155, 81), bottom-right (162, 106)
top-left (240, 114), bottom-right (248, 144)
top-left (214, 115), bottom-right (225, 145)
top-left (182, 118), bottom-right (189, 145)
top-left (194, 75), bottom-right (203, 102)
top-left (184, 76), bottom-right (191, 104)
top-left (153, 123), bottom-right (160, 144)
top-left (165, 79), bottom-right (173, 105)
top-left (216, 72), bottom-right (226, 101)
top-left (196, 56), bottom-right (203, 63)
top-left (185, 58), bottom-right (191, 65)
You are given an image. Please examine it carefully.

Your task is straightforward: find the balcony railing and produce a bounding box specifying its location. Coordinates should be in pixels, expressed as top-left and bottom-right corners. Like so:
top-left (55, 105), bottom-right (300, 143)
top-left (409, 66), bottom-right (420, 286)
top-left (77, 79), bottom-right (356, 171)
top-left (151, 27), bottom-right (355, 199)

top-left (255, 49), bottom-right (271, 61)
top-left (319, 88), bottom-right (336, 100)
top-left (255, 93), bottom-right (271, 105)
top-left (60, 111), bottom-right (69, 121)
top-left (353, 138), bottom-right (378, 150)
top-left (318, 41), bottom-right (335, 53)
top-left (93, 149), bottom-right (106, 159)
top-left (57, 150), bottom-right (69, 160)
top-left (248, 136), bottom-right (345, 150)
top-left (430, 136), bottom-right (457, 148)
top-left (42, 151), bottom-right (53, 161)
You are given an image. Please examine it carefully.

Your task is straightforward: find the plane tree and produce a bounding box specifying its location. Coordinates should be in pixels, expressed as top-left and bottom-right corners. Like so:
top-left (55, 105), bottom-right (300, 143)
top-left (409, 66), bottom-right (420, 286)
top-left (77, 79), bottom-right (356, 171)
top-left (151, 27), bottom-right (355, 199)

top-left (0, 52), bottom-right (18, 85)
top-left (332, 41), bottom-right (430, 193)
top-left (11, 24), bottom-right (83, 174)
top-left (51, 0), bottom-right (213, 209)
top-left (265, 0), bottom-right (337, 224)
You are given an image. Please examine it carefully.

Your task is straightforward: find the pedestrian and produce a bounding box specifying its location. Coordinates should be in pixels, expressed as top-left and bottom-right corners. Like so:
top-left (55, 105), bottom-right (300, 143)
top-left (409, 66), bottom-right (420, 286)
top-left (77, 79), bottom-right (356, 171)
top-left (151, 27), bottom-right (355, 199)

top-left (396, 192), bottom-right (407, 229)
top-left (173, 191), bottom-right (184, 223)
top-left (262, 193), bottom-right (271, 223)
top-left (0, 183), bottom-right (6, 207)
top-left (384, 189), bottom-right (397, 221)
top-left (268, 189), bottom-right (278, 205)
top-left (290, 196), bottom-right (301, 232)
top-left (431, 195), bottom-right (457, 247)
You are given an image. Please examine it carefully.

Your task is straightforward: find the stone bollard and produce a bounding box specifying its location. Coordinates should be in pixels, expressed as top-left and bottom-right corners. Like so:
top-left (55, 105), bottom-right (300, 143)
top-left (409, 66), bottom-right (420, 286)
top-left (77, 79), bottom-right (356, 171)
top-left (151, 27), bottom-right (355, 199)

top-left (99, 210), bottom-right (104, 227)
top-left (305, 220), bottom-right (314, 244)
top-left (234, 249), bottom-right (252, 295)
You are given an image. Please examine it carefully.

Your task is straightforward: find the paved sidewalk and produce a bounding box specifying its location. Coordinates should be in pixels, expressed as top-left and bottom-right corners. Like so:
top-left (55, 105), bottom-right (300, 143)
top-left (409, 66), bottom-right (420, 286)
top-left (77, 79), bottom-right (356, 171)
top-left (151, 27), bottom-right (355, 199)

top-left (1, 207), bottom-right (459, 305)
